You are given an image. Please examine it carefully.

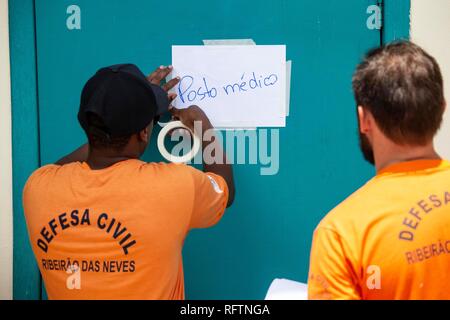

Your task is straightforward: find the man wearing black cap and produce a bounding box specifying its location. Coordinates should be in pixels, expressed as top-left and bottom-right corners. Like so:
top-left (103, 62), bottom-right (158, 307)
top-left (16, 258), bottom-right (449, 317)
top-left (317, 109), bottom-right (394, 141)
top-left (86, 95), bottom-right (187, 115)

top-left (23, 64), bottom-right (235, 299)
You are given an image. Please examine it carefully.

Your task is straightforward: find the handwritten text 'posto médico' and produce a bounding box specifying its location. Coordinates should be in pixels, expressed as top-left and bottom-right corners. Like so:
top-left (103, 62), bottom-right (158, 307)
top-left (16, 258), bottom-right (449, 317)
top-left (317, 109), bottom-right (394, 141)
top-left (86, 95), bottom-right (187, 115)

top-left (177, 72), bottom-right (279, 104)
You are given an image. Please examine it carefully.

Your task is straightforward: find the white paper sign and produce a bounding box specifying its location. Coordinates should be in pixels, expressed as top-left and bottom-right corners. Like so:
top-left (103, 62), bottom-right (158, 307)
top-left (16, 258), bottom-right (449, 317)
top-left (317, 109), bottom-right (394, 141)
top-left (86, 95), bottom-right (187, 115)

top-left (171, 45), bottom-right (286, 128)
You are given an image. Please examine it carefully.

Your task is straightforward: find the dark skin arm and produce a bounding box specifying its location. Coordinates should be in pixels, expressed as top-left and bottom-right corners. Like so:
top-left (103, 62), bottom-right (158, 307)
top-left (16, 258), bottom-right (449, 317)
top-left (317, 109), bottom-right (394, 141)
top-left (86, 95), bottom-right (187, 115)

top-left (169, 105), bottom-right (235, 207)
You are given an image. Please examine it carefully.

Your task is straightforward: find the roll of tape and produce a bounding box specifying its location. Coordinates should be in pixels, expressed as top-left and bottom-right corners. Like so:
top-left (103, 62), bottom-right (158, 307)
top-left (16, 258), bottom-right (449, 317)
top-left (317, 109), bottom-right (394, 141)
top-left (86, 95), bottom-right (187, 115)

top-left (157, 121), bottom-right (201, 163)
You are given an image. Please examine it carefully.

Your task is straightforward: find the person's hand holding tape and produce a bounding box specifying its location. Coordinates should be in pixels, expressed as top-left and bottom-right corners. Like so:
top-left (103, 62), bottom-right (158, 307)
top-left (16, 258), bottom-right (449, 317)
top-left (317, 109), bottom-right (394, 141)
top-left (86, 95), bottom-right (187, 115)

top-left (169, 105), bottom-right (212, 133)
top-left (157, 105), bottom-right (210, 163)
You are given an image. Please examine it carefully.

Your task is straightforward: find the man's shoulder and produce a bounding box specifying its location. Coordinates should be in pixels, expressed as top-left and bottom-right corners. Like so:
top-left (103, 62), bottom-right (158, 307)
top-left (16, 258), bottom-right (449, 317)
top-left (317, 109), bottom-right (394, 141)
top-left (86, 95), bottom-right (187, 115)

top-left (318, 177), bottom-right (382, 230)
top-left (25, 162), bottom-right (84, 191)
top-left (23, 164), bottom-right (70, 202)
top-left (25, 164), bottom-right (62, 186)
top-left (138, 162), bottom-right (204, 188)
top-left (142, 161), bottom-right (198, 176)
top-left (322, 161), bottom-right (450, 229)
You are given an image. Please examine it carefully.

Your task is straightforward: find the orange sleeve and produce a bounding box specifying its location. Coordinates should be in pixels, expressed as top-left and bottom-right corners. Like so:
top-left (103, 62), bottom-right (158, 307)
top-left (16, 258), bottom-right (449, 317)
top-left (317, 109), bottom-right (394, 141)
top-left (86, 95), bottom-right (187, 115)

top-left (308, 227), bottom-right (361, 300)
top-left (187, 166), bottom-right (229, 230)
top-left (23, 164), bottom-right (60, 201)
top-left (23, 165), bottom-right (61, 232)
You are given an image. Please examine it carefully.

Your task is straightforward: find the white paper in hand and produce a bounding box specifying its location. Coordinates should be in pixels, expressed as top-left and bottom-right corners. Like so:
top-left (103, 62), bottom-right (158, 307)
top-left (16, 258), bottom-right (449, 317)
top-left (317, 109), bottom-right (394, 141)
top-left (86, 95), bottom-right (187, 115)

top-left (171, 45), bottom-right (286, 128)
top-left (265, 278), bottom-right (308, 300)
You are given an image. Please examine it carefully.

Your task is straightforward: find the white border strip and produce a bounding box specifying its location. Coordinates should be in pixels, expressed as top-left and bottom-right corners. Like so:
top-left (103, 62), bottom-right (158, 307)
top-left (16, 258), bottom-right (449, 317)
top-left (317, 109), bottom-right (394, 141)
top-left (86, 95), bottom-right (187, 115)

top-left (411, 0), bottom-right (450, 159)
top-left (0, 0), bottom-right (13, 300)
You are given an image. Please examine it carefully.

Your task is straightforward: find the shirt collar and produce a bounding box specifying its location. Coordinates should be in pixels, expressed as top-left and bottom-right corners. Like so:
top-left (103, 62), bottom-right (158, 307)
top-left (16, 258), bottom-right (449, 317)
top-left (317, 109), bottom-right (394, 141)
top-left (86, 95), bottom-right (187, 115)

top-left (377, 159), bottom-right (450, 176)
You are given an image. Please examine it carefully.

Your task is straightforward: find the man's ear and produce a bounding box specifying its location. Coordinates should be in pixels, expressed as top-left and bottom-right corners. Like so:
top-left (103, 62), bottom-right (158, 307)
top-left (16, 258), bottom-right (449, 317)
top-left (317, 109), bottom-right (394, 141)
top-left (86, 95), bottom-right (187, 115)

top-left (138, 128), bottom-right (148, 143)
top-left (138, 120), bottom-right (154, 143)
top-left (357, 106), bottom-right (371, 134)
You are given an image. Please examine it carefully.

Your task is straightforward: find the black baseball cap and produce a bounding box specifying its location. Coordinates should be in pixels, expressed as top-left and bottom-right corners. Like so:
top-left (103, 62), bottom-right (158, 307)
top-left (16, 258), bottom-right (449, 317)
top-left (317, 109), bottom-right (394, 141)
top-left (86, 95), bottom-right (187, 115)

top-left (78, 63), bottom-right (169, 137)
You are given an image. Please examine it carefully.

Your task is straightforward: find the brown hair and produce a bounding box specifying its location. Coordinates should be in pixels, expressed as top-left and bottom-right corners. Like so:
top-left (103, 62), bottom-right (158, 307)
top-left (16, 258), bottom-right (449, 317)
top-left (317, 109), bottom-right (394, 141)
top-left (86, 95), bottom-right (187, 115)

top-left (352, 41), bottom-right (445, 145)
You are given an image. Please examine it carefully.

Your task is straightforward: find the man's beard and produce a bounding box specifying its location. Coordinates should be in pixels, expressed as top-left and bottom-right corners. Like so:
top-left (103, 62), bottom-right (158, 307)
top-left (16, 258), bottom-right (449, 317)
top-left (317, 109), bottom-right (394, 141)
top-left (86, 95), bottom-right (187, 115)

top-left (358, 131), bottom-right (375, 165)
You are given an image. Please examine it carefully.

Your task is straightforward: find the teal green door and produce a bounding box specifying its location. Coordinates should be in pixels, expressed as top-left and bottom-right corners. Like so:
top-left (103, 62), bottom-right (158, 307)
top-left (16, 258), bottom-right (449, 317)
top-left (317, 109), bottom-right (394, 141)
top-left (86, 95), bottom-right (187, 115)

top-left (13, 0), bottom-right (387, 299)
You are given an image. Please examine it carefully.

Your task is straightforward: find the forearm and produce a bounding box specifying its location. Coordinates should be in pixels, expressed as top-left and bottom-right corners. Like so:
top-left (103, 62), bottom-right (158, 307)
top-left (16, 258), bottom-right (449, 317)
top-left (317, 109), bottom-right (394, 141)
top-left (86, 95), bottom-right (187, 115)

top-left (55, 143), bottom-right (89, 165)
top-left (201, 121), bottom-right (235, 207)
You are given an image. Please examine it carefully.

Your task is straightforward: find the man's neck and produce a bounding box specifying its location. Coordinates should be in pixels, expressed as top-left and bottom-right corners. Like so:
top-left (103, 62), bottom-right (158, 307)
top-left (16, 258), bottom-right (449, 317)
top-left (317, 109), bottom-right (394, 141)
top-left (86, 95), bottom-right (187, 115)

top-left (86, 148), bottom-right (138, 170)
top-left (374, 141), bottom-right (441, 172)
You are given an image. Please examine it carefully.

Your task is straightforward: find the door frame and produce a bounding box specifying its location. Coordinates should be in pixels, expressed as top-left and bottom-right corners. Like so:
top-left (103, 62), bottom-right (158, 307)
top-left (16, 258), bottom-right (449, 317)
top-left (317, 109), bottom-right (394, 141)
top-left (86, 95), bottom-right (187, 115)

top-left (9, 0), bottom-right (41, 299)
top-left (0, 0), bottom-right (13, 300)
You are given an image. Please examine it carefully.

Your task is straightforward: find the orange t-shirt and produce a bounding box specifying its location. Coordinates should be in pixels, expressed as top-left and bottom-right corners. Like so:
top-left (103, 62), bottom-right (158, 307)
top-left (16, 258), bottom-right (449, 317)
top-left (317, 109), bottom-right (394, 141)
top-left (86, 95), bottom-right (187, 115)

top-left (308, 159), bottom-right (450, 300)
top-left (23, 159), bottom-right (228, 300)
